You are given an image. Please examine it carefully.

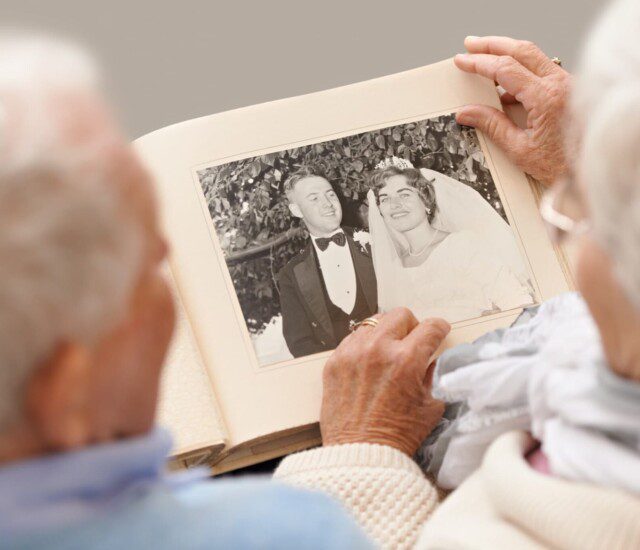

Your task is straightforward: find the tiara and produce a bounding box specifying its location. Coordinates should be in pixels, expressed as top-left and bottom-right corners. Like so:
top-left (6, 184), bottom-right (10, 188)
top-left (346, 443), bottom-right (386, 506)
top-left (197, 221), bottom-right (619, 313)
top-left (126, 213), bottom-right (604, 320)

top-left (374, 156), bottom-right (414, 171)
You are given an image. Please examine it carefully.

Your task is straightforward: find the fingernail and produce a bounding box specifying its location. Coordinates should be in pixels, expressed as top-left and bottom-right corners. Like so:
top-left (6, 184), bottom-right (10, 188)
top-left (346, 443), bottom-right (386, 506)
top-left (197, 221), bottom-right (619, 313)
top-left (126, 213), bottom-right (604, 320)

top-left (465, 35), bottom-right (479, 42)
top-left (456, 111), bottom-right (474, 126)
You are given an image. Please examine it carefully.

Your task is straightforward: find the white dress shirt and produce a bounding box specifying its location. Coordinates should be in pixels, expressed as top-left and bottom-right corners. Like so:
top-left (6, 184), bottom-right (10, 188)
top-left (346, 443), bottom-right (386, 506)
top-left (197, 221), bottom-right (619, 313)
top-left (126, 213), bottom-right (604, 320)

top-left (311, 229), bottom-right (357, 315)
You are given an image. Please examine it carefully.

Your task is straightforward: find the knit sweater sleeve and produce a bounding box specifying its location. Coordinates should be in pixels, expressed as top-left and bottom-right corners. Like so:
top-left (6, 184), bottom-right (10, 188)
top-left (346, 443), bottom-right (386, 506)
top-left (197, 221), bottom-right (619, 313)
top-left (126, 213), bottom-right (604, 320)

top-left (273, 443), bottom-right (439, 549)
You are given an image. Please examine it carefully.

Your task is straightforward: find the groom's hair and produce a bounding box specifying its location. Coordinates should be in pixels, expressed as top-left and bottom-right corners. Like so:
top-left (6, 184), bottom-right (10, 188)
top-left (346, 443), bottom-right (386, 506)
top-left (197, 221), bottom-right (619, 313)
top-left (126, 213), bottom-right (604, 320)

top-left (369, 166), bottom-right (438, 223)
top-left (283, 165), bottom-right (331, 201)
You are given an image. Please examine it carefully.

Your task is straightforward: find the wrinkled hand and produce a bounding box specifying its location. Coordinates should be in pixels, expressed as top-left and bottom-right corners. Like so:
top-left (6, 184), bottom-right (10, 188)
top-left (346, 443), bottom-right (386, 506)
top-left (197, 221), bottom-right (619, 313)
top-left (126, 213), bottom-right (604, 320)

top-left (321, 308), bottom-right (450, 457)
top-left (454, 36), bottom-right (572, 186)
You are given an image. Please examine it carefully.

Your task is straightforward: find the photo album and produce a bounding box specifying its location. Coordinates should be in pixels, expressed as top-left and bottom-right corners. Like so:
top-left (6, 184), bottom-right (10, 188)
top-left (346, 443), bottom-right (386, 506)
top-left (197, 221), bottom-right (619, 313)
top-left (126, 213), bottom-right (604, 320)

top-left (134, 58), bottom-right (574, 473)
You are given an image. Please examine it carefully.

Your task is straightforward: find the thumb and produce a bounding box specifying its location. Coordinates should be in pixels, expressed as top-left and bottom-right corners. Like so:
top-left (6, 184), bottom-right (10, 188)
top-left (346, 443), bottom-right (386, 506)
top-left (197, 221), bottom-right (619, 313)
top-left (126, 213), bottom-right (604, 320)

top-left (403, 317), bottom-right (451, 378)
top-left (456, 105), bottom-right (528, 158)
top-left (422, 360), bottom-right (438, 391)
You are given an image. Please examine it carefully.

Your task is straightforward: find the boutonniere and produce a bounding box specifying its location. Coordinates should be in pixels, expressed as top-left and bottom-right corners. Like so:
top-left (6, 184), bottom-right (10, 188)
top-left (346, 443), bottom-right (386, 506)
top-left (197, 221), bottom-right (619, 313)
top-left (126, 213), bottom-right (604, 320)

top-left (352, 230), bottom-right (371, 254)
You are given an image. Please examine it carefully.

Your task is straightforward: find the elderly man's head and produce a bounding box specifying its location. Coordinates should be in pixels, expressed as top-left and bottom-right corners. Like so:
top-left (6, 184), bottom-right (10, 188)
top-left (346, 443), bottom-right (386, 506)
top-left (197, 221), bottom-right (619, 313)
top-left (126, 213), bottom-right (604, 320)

top-left (0, 36), bottom-right (174, 460)
top-left (568, 0), bottom-right (640, 380)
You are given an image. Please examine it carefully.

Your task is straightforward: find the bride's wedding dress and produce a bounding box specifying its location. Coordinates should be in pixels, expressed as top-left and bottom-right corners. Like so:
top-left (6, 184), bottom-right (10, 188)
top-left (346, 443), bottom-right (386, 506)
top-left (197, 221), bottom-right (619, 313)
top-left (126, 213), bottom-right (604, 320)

top-left (396, 229), bottom-right (533, 320)
top-left (368, 168), bottom-right (534, 323)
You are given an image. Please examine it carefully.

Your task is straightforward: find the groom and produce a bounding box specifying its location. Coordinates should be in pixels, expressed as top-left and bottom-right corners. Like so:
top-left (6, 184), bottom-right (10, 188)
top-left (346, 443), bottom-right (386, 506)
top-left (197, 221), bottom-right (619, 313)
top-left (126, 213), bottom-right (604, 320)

top-left (277, 166), bottom-right (378, 357)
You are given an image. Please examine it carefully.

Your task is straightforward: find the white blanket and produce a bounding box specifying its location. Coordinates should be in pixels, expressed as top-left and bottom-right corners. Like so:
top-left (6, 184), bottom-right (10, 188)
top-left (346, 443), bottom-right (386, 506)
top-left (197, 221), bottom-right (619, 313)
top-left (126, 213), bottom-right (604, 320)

top-left (422, 292), bottom-right (640, 492)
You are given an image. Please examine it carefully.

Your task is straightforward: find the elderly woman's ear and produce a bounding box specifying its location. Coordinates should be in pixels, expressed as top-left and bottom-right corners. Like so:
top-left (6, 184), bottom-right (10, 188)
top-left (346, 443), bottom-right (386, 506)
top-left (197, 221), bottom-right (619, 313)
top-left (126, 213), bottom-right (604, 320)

top-left (575, 237), bottom-right (640, 382)
top-left (454, 36), bottom-right (572, 186)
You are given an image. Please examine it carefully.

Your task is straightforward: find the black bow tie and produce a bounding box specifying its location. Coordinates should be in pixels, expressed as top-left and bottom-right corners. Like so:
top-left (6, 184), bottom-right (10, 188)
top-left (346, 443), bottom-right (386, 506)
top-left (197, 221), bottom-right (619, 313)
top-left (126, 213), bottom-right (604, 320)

top-left (315, 232), bottom-right (346, 251)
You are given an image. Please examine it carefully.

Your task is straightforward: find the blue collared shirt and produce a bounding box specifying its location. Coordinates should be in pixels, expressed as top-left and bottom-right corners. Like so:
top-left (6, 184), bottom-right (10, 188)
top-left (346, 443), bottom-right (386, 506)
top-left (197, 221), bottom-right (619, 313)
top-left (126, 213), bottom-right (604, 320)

top-left (0, 429), bottom-right (371, 549)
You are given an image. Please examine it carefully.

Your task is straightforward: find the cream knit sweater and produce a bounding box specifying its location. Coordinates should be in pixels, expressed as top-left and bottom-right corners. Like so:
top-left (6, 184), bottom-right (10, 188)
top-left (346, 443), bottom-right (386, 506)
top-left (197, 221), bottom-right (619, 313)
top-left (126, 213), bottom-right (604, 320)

top-left (274, 431), bottom-right (640, 549)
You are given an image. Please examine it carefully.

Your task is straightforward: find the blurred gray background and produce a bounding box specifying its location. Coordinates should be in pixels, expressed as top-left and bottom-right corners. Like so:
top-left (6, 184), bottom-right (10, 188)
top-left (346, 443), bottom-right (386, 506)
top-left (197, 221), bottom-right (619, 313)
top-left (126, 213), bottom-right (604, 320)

top-left (1, 0), bottom-right (605, 138)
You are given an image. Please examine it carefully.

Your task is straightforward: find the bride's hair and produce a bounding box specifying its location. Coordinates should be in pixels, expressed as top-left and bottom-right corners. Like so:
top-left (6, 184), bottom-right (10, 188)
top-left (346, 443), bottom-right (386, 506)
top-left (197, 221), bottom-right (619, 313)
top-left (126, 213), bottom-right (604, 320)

top-left (369, 165), bottom-right (437, 222)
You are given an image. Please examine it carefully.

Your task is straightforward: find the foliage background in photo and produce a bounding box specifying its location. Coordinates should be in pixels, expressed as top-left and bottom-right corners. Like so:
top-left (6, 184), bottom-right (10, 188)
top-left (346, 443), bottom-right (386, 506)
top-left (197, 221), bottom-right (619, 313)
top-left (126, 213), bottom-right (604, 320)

top-left (197, 113), bottom-right (506, 335)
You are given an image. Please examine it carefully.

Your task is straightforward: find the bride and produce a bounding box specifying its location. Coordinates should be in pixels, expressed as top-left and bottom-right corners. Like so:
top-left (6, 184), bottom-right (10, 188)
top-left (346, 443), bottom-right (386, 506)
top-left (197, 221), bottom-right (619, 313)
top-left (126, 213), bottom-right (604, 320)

top-left (367, 157), bottom-right (534, 322)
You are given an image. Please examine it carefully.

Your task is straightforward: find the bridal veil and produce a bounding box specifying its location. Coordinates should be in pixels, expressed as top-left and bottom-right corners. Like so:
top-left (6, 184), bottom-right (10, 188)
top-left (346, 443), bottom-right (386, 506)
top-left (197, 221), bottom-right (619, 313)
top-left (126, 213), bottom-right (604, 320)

top-left (367, 168), bottom-right (531, 313)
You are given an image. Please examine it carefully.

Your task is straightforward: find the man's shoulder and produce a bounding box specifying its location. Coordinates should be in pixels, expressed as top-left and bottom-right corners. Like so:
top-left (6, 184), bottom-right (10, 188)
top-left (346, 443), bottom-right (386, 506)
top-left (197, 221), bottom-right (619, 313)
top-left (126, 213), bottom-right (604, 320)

top-left (28, 479), bottom-right (370, 550)
top-left (277, 242), bottom-right (313, 281)
top-left (174, 479), bottom-right (371, 548)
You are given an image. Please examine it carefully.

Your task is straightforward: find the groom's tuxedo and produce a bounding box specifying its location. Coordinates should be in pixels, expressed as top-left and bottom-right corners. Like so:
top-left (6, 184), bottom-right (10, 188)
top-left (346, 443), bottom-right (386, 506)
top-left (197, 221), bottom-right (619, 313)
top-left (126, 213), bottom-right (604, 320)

top-left (278, 227), bottom-right (377, 358)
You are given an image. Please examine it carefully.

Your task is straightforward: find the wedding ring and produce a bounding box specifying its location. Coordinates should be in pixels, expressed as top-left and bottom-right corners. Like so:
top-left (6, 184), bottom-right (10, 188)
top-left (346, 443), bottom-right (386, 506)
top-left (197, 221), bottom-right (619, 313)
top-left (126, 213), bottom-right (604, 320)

top-left (349, 317), bottom-right (380, 332)
top-left (551, 57), bottom-right (562, 67)
top-left (361, 317), bottom-right (379, 328)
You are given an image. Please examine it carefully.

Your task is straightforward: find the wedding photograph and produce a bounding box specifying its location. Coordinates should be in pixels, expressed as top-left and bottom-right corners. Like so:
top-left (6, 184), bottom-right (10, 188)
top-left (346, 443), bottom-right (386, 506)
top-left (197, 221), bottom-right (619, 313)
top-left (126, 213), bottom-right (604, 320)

top-left (197, 113), bottom-right (535, 367)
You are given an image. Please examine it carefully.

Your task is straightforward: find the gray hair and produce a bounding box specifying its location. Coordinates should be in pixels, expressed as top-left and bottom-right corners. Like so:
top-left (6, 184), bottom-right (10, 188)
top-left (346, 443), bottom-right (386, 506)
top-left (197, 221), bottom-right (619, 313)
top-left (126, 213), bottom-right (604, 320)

top-left (572, 0), bottom-right (640, 307)
top-left (0, 36), bottom-right (144, 430)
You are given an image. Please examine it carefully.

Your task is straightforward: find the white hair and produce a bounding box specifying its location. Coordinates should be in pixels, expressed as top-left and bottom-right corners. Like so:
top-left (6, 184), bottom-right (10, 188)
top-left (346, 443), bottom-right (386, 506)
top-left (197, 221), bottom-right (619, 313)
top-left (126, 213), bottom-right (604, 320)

top-left (0, 35), bottom-right (144, 430)
top-left (572, 0), bottom-right (640, 307)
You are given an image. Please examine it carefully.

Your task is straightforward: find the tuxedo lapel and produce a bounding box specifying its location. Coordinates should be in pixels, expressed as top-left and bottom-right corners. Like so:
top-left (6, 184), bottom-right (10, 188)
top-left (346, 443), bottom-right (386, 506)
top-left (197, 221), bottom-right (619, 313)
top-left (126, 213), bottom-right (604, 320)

top-left (347, 234), bottom-right (378, 313)
top-left (293, 243), bottom-right (334, 342)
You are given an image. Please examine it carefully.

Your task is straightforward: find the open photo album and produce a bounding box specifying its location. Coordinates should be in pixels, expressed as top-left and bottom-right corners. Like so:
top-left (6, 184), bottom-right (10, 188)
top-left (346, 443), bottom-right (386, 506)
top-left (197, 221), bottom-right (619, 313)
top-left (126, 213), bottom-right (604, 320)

top-left (134, 58), bottom-right (574, 473)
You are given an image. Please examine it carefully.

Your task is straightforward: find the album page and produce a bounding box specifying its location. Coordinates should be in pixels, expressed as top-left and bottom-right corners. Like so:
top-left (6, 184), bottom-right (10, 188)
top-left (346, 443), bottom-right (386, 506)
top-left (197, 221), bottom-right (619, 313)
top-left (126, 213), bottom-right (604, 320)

top-left (135, 58), bottom-right (571, 451)
top-left (156, 268), bottom-right (228, 458)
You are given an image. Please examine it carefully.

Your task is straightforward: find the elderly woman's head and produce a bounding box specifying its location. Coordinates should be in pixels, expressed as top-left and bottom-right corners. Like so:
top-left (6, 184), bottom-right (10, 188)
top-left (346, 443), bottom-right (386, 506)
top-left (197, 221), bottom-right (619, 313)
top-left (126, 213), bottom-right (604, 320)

top-left (0, 36), bottom-right (174, 460)
top-left (562, 0), bottom-right (640, 380)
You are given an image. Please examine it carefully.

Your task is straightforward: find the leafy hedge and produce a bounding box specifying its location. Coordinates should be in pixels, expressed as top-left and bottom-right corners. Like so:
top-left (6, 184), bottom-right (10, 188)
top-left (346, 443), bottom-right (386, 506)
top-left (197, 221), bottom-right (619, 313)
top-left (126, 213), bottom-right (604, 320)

top-left (197, 113), bottom-right (505, 334)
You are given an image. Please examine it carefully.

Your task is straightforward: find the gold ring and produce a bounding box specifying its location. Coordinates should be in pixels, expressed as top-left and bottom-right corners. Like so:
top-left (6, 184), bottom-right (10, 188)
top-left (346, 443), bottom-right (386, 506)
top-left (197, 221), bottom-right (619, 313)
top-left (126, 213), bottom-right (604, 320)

top-left (349, 317), bottom-right (380, 332)
top-left (551, 57), bottom-right (562, 67)
top-left (361, 317), bottom-right (379, 328)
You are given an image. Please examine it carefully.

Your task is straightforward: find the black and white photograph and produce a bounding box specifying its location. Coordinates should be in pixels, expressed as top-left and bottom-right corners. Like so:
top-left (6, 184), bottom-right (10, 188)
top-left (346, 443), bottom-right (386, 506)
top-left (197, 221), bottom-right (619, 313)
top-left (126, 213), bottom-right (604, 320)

top-left (197, 113), bottom-right (535, 367)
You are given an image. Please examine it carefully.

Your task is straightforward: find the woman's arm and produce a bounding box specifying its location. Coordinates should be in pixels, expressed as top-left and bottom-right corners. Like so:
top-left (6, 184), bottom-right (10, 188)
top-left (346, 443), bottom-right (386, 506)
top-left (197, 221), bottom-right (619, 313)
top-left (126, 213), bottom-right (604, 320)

top-left (274, 442), bottom-right (439, 550)
top-left (275, 309), bottom-right (450, 549)
top-left (469, 239), bottom-right (535, 311)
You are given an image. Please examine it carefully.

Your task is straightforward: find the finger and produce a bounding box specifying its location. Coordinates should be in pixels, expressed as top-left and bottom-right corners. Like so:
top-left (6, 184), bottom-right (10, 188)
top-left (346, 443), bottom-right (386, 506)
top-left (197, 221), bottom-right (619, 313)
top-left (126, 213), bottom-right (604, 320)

top-left (374, 307), bottom-right (419, 340)
top-left (454, 53), bottom-right (539, 109)
top-left (456, 105), bottom-right (529, 156)
top-left (423, 360), bottom-right (438, 390)
top-left (403, 318), bottom-right (451, 375)
top-left (464, 35), bottom-right (559, 77)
